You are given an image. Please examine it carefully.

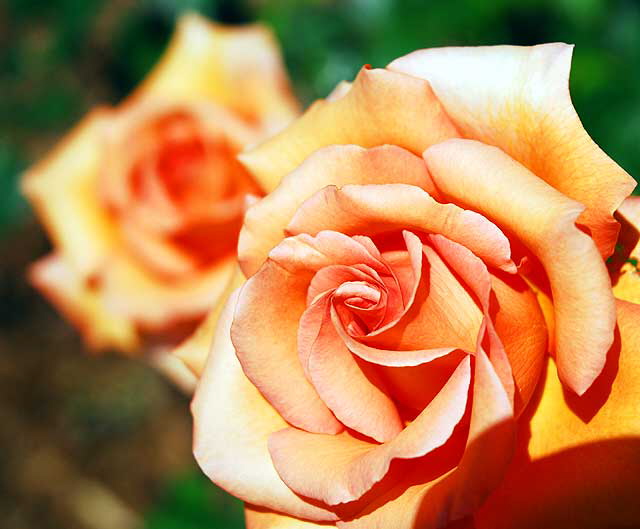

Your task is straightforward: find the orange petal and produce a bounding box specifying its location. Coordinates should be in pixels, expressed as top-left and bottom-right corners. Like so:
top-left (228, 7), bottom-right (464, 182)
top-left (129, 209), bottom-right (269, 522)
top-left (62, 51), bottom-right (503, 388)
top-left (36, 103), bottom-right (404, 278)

top-left (475, 299), bottom-right (640, 529)
top-left (390, 43), bottom-right (635, 258)
top-left (305, 302), bottom-right (404, 442)
top-left (427, 235), bottom-right (514, 405)
top-left (339, 348), bottom-right (513, 529)
top-left (231, 254), bottom-right (343, 435)
top-left (268, 357), bottom-right (471, 505)
top-left (287, 184), bottom-right (516, 273)
top-left (489, 271), bottom-right (548, 413)
top-left (119, 219), bottom-right (199, 279)
top-left (245, 506), bottom-right (337, 529)
top-left (424, 139), bottom-right (615, 396)
top-left (447, 347), bottom-right (515, 520)
top-left (357, 241), bottom-right (483, 357)
top-left (21, 108), bottom-right (119, 279)
top-left (99, 252), bottom-right (237, 331)
top-left (612, 196), bottom-right (640, 304)
top-left (239, 144), bottom-right (437, 277)
top-left (192, 289), bottom-right (338, 523)
top-left (29, 254), bottom-right (138, 352)
top-left (147, 347), bottom-right (198, 394)
top-left (172, 266), bottom-right (245, 378)
top-left (239, 67), bottom-right (458, 192)
top-left (127, 13), bottom-right (299, 134)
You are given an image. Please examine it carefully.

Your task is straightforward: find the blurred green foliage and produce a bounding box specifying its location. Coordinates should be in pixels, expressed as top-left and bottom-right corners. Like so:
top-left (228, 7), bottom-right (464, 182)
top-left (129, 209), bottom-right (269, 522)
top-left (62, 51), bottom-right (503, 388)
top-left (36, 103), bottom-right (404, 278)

top-left (143, 469), bottom-right (245, 529)
top-left (1, 0), bottom-right (639, 526)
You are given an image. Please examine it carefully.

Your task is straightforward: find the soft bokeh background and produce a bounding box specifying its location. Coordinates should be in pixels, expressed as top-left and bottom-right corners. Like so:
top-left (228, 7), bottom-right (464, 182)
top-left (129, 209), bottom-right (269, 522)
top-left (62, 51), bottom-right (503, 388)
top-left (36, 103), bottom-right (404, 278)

top-left (1, 0), bottom-right (639, 527)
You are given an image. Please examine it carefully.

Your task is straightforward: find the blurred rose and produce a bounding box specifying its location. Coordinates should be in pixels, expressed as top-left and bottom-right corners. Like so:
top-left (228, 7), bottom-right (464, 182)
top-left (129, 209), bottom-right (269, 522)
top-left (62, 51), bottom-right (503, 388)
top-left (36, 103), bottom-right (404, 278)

top-left (23, 13), bottom-right (298, 369)
top-left (189, 44), bottom-right (640, 528)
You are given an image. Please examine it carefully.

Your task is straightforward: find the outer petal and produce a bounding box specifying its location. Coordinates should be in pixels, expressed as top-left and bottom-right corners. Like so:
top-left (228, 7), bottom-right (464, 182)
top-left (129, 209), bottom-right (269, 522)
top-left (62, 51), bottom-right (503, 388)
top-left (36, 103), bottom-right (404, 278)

top-left (612, 196), bottom-right (640, 304)
top-left (29, 254), bottom-right (138, 352)
top-left (339, 348), bottom-right (514, 529)
top-left (268, 357), bottom-right (471, 505)
top-left (128, 13), bottom-right (299, 134)
top-left (21, 108), bottom-right (118, 279)
top-left (191, 289), bottom-right (338, 523)
top-left (172, 266), bottom-right (245, 378)
top-left (239, 144), bottom-right (437, 277)
top-left (245, 507), bottom-right (337, 529)
top-left (475, 299), bottom-right (640, 529)
top-left (147, 348), bottom-right (198, 394)
top-left (99, 253), bottom-right (237, 331)
top-left (239, 67), bottom-right (458, 192)
top-left (424, 139), bottom-right (615, 396)
top-left (390, 43), bottom-right (635, 258)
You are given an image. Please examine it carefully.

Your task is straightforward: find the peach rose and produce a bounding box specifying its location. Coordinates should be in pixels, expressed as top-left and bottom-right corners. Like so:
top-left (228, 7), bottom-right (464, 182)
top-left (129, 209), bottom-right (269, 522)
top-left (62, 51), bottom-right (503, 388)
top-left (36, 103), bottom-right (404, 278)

top-left (188, 43), bottom-right (640, 529)
top-left (22, 13), bottom-right (298, 367)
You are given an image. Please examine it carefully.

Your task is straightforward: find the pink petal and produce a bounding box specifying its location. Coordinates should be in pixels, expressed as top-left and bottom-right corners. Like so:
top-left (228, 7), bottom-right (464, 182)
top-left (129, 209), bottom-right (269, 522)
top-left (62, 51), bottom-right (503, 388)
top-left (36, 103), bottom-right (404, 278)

top-left (192, 289), bottom-right (338, 522)
top-left (390, 43), bottom-right (635, 258)
top-left (268, 356), bottom-right (471, 505)
top-left (424, 139), bottom-right (615, 396)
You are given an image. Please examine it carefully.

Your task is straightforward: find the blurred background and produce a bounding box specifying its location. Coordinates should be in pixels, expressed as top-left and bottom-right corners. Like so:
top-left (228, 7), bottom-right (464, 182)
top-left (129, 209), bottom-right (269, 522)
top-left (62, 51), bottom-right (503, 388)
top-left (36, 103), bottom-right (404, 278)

top-left (1, 0), bottom-right (639, 528)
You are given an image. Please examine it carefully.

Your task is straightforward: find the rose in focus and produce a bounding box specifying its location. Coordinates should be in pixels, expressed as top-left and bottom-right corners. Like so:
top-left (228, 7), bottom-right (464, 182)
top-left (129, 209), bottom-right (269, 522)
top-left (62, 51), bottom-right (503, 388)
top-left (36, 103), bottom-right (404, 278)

top-left (23, 14), bottom-right (298, 358)
top-left (189, 43), bottom-right (640, 528)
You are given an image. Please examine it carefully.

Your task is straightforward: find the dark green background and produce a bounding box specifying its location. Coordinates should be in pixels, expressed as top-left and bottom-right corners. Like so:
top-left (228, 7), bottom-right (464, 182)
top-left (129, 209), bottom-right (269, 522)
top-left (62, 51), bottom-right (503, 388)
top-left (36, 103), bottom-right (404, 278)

top-left (1, 1), bottom-right (639, 528)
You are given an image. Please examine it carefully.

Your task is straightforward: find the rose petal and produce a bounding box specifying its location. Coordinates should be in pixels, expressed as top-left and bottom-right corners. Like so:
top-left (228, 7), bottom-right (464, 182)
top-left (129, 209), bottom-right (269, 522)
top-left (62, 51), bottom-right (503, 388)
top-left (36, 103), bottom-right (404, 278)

top-left (29, 254), bottom-right (138, 352)
top-left (192, 289), bottom-right (338, 523)
top-left (127, 13), bottom-right (299, 133)
top-left (235, 231), bottom-right (413, 435)
top-left (306, 302), bottom-right (404, 442)
top-left (239, 67), bottom-right (458, 192)
top-left (287, 184), bottom-right (516, 273)
top-left (245, 506), bottom-right (337, 529)
top-left (232, 257), bottom-right (343, 435)
top-left (268, 356), bottom-right (471, 505)
top-left (119, 219), bottom-right (199, 278)
top-left (355, 241), bottom-right (483, 357)
top-left (172, 266), bottom-right (245, 378)
top-left (338, 348), bottom-right (513, 529)
top-left (427, 235), bottom-right (515, 405)
top-left (488, 271), bottom-right (548, 412)
top-left (326, 81), bottom-right (352, 102)
top-left (21, 108), bottom-right (118, 279)
top-left (475, 299), bottom-right (640, 528)
top-left (100, 252), bottom-right (237, 330)
top-left (239, 144), bottom-right (437, 277)
top-left (147, 347), bottom-right (198, 394)
top-left (389, 43), bottom-right (635, 258)
top-left (424, 139), bottom-right (615, 396)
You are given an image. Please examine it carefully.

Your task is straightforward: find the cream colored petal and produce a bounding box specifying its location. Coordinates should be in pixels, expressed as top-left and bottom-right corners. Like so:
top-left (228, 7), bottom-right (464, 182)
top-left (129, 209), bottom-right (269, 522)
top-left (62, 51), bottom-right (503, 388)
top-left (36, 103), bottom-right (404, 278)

top-left (192, 290), bottom-right (338, 522)
top-left (22, 108), bottom-right (118, 279)
top-left (29, 254), bottom-right (138, 352)
top-left (128, 13), bottom-right (299, 134)
top-left (390, 43), bottom-right (635, 258)
top-left (99, 253), bottom-right (237, 331)
top-left (245, 506), bottom-right (337, 529)
top-left (239, 67), bottom-right (458, 192)
top-left (172, 266), bottom-right (245, 378)
top-left (424, 139), bottom-right (615, 396)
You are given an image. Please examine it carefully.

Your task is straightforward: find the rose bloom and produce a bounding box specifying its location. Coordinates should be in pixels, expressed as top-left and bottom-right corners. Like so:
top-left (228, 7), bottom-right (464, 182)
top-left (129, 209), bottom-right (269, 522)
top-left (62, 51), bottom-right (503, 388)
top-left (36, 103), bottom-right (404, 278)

top-left (184, 43), bottom-right (640, 528)
top-left (22, 13), bottom-right (299, 376)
